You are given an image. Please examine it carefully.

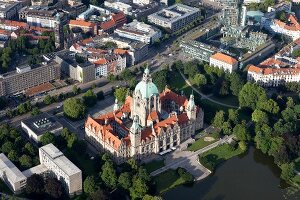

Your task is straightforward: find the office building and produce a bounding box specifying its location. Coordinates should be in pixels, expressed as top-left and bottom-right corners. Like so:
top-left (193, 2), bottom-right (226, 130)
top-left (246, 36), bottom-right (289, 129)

top-left (0, 62), bottom-right (61, 97)
top-left (148, 4), bottom-right (201, 32)
top-left (38, 144), bottom-right (82, 196)
top-left (21, 113), bottom-right (63, 143)
top-left (180, 40), bottom-right (217, 62)
top-left (0, 154), bottom-right (26, 194)
top-left (115, 20), bottom-right (162, 44)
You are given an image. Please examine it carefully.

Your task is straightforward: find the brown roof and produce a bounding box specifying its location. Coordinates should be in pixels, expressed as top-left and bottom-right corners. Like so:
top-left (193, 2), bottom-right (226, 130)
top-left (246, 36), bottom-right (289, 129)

top-left (25, 83), bottom-right (54, 97)
top-left (69, 20), bottom-right (95, 28)
top-left (211, 52), bottom-right (238, 65)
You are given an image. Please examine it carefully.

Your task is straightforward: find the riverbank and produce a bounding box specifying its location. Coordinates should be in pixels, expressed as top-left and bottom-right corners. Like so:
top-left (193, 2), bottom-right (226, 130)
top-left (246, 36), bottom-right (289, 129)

top-left (199, 143), bottom-right (244, 172)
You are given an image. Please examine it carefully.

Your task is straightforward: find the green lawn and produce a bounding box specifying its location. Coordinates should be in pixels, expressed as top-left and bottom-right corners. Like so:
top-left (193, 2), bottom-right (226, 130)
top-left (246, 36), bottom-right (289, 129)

top-left (0, 179), bottom-right (12, 194)
top-left (210, 95), bottom-right (239, 107)
top-left (153, 169), bottom-right (186, 194)
top-left (199, 144), bottom-right (244, 171)
top-left (143, 160), bottom-right (165, 173)
top-left (169, 70), bottom-right (193, 95)
top-left (187, 133), bottom-right (220, 152)
top-left (64, 149), bottom-right (99, 178)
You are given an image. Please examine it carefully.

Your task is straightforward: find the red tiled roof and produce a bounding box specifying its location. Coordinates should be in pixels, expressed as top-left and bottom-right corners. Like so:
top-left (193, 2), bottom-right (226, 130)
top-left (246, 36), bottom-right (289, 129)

top-left (100, 20), bottom-right (116, 30)
top-left (94, 58), bottom-right (107, 65)
top-left (160, 88), bottom-right (189, 108)
top-left (114, 48), bottom-right (129, 55)
top-left (69, 20), bottom-right (95, 28)
top-left (211, 52), bottom-right (238, 65)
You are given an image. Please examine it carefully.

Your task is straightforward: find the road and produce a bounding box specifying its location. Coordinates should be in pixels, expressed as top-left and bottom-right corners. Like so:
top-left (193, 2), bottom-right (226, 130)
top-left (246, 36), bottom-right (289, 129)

top-left (150, 135), bottom-right (235, 179)
top-left (178, 70), bottom-right (239, 108)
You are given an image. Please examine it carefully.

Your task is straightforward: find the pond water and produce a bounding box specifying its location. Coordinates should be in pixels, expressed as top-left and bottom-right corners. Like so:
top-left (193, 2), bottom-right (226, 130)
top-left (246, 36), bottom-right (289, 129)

top-left (163, 147), bottom-right (300, 200)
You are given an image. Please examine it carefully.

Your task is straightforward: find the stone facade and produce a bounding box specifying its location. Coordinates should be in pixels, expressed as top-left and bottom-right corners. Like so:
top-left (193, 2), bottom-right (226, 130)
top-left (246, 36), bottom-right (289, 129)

top-left (85, 68), bottom-right (204, 163)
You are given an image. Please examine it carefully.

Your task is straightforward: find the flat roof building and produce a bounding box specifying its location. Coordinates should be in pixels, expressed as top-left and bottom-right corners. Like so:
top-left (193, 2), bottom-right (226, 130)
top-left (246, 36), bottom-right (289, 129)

top-left (114, 20), bottom-right (162, 44)
top-left (21, 113), bottom-right (63, 143)
top-left (0, 154), bottom-right (27, 194)
top-left (148, 3), bottom-right (201, 32)
top-left (0, 62), bottom-right (61, 97)
top-left (39, 143), bottom-right (82, 196)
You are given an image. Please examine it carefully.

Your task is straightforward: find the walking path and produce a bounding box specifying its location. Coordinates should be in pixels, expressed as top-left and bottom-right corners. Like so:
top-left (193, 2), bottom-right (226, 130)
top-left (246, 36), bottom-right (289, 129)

top-left (178, 71), bottom-right (239, 109)
top-left (150, 135), bottom-right (235, 180)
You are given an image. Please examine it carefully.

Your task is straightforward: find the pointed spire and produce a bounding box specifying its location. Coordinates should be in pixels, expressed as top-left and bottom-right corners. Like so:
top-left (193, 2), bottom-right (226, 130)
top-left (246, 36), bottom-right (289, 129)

top-left (187, 92), bottom-right (195, 111)
top-left (144, 65), bottom-right (150, 75)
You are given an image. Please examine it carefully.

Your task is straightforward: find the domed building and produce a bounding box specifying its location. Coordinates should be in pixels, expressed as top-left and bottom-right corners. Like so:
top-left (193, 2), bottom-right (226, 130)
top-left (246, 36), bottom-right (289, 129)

top-left (85, 67), bottom-right (204, 163)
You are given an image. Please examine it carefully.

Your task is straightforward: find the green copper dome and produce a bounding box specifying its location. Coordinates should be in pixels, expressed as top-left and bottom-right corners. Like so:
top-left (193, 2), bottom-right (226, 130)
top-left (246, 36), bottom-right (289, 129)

top-left (134, 81), bottom-right (159, 99)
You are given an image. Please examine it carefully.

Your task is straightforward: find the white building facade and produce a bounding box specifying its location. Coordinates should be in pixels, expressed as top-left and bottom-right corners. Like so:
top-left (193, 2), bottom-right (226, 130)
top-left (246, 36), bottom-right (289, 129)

top-left (209, 52), bottom-right (238, 73)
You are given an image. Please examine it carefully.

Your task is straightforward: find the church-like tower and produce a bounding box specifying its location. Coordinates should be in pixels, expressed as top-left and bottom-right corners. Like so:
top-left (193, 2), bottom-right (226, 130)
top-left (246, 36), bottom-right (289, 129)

top-left (130, 116), bottom-right (141, 157)
top-left (131, 67), bottom-right (161, 127)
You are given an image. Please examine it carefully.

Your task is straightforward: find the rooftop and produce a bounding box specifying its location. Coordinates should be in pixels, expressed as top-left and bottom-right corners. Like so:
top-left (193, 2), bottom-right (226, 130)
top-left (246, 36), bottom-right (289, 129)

top-left (0, 153), bottom-right (26, 183)
top-left (211, 52), bottom-right (238, 65)
top-left (40, 144), bottom-right (81, 176)
top-left (21, 113), bottom-right (63, 136)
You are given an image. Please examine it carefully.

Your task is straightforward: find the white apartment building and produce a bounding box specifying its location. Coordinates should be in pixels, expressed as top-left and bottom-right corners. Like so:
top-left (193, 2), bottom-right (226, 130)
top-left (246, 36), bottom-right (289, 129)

top-left (26, 10), bottom-right (59, 28)
top-left (0, 154), bottom-right (27, 194)
top-left (209, 52), bottom-right (238, 73)
top-left (39, 144), bottom-right (82, 196)
top-left (269, 14), bottom-right (300, 41)
top-left (104, 1), bottom-right (132, 15)
top-left (133, 0), bottom-right (152, 6)
top-left (247, 39), bottom-right (300, 87)
top-left (148, 4), bottom-right (201, 32)
top-left (247, 65), bottom-right (300, 87)
top-left (115, 20), bottom-right (162, 44)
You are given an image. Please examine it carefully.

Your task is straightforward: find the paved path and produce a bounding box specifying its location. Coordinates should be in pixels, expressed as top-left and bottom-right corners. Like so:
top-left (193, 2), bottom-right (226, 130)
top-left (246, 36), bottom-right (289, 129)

top-left (150, 135), bottom-right (235, 180)
top-left (178, 71), bottom-right (239, 109)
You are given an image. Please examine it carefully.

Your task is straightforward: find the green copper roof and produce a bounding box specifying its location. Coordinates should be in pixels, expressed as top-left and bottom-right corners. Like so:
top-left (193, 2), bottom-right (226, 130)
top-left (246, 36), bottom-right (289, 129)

top-left (134, 80), bottom-right (159, 99)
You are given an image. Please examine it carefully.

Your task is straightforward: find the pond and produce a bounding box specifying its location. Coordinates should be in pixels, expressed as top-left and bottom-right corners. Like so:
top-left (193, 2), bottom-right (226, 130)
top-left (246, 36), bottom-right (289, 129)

top-left (163, 147), bottom-right (300, 200)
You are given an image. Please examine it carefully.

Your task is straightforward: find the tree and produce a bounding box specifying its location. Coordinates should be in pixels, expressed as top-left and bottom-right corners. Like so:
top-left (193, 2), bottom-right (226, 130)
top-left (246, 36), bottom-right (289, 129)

top-left (212, 110), bottom-right (225, 128)
top-left (233, 123), bottom-right (250, 141)
top-left (137, 167), bottom-right (150, 182)
top-left (268, 137), bottom-right (284, 157)
top-left (229, 72), bottom-right (244, 96)
top-left (152, 70), bottom-right (169, 92)
top-left (72, 85), bottom-right (79, 94)
top-left (19, 154), bottom-right (32, 168)
top-left (45, 178), bottom-right (64, 199)
top-left (193, 73), bottom-right (207, 88)
top-left (31, 107), bottom-right (41, 116)
top-left (118, 172), bottom-right (132, 190)
top-left (286, 97), bottom-right (295, 108)
top-left (63, 98), bottom-right (86, 120)
top-left (84, 176), bottom-right (97, 194)
top-left (280, 163), bottom-right (295, 181)
top-left (257, 99), bottom-right (280, 114)
top-left (24, 142), bottom-right (35, 155)
top-left (252, 109), bottom-right (269, 124)
top-left (8, 150), bottom-right (18, 162)
top-left (114, 87), bottom-right (129, 104)
top-left (107, 73), bottom-right (116, 82)
top-left (281, 108), bottom-right (296, 122)
top-left (238, 141), bottom-right (247, 151)
top-left (228, 109), bottom-right (239, 125)
top-left (44, 95), bottom-right (53, 105)
top-left (40, 132), bottom-right (55, 145)
top-left (83, 89), bottom-right (97, 107)
top-left (292, 49), bottom-right (300, 57)
top-left (222, 121), bottom-right (232, 135)
top-left (101, 160), bottom-right (117, 189)
top-left (2, 141), bottom-right (14, 154)
top-left (254, 124), bottom-right (272, 154)
top-left (26, 174), bottom-right (44, 196)
top-left (129, 177), bottom-right (148, 200)
top-left (239, 83), bottom-right (267, 110)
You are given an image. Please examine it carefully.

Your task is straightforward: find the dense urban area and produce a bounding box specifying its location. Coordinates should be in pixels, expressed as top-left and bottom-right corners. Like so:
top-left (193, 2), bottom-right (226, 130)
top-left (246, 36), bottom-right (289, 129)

top-left (0, 0), bottom-right (299, 199)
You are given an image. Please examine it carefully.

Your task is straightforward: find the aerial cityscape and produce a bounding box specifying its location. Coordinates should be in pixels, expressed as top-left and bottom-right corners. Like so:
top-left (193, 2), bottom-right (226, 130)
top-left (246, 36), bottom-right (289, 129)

top-left (0, 0), bottom-right (299, 199)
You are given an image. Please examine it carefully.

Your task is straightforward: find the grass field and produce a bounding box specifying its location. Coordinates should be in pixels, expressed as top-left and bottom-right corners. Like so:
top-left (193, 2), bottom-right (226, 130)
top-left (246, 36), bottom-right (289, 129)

top-left (153, 169), bottom-right (186, 194)
top-left (143, 160), bottom-right (165, 173)
top-left (187, 132), bottom-right (220, 152)
top-left (199, 144), bottom-right (244, 171)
